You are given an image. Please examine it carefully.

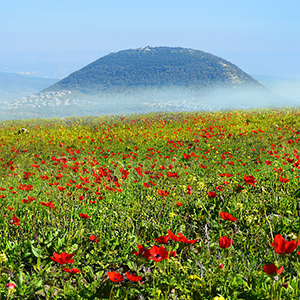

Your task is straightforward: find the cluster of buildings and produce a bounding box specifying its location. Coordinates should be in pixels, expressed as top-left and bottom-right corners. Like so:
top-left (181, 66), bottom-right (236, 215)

top-left (0, 90), bottom-right (78, 110)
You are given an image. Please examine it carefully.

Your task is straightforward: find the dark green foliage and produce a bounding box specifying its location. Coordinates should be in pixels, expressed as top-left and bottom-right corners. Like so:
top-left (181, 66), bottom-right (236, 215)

top-left (43, 46), bottom-right (264, 95)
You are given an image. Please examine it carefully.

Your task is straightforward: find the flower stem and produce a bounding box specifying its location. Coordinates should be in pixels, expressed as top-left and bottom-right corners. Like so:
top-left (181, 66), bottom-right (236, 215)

top-left (262, 186), bottom-right (274, 240)
top-left (109, 284), bottom-right (115, 300)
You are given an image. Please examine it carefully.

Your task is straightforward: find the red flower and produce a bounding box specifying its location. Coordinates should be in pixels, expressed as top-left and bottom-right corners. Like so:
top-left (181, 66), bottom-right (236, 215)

top-left (208, 191), bottom-right (217, 198)
top-left (219, 236), bottom-right (233, 249)
top-left (187, 186), bottom-right (193, 195)
top-left (107, 271), bottom-right (124, 282)
top-left (263, 263), bottom-right (284, 276)
top-left (89, 235), bottom-right (99, 243)
top-left (170, 250), bottom-right (177, 257)
top-left (40, 201), bottom-right (55, 209)
top-left (219, 263), bottom-right (224, 269)
top-left (154, 235), bottom-right (170, 245)
top-left (168, 230), bottom-right (180, 242)
top-left (10, 215), bottom-right (20, 226)
top-left (149, 245), bottom-right (169, 262)
top-left (167, 172), bottom-right (179, 178)
top-left (21, 196), bottom-right (35, 203)
top-left (176, 202), bottom-right (183, 207)
top-left (134, 167), bottom-right (144, 177)
top-left (126, 271), bottom-right (142, 282)
top-left (183, 153), bottom-right (191, 160)
top-left (157, 190), bottom-right (170, 196)
top-left (178, 233), bottom-right (197, 244)
top-left (78, 213), bottom-right (90, 219)
top-left (279, 176), bottom-right (290, 183)
top-left (18, 184), bottom-right (33, 191)
top-left (6, 283), bottom-right (15, 289)
top-left (243, 174), bottom-right (257, 187)
top-left (50, 252), bottom-right (75, 264)
top-left (220, 212), bottom-right (237, 222)
top-left (131, 244), bottom-right (151, 259)
top-left (63, 267), bottom-right (82, 274)
top-left (167, 230), bottom-right (197, 244)
top-left (271, 234), bottom-right (298, 255)
top-left (273, 167), bottom-right (284, 173)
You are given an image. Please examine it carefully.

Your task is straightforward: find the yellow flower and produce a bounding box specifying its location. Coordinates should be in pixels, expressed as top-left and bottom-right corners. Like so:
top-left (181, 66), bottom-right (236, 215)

top-left (188, 274), bottom-right (202, 281)
top-left (169, 212), bottom-right (176, 218)
top-left (288, 233), bottom-right (297, 240)
top-left (213, 296), bottom-right (226, 300)
top-left (210, 204), bottom-right (216, 211)
top-left (0, 253), bottom-right (7, 263)
top-left (197, 182), bottom-right (205, 189)
top-left (8, 289), bottom-right (16, 296)
top-left (236, 203), bottom-right (243, 210)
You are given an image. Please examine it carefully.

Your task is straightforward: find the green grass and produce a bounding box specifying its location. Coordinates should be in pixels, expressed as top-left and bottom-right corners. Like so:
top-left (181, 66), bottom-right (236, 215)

top-left (0, 108), bottom-right (300, 299)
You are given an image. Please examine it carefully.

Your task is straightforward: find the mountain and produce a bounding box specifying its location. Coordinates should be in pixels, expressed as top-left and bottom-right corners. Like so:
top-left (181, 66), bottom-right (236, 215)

top-left (0, 72), bottom-right (58, 101)
top-left (2, 47), bottom-right (289, 120)
top-left (42, 46), bottom-right (264, 96)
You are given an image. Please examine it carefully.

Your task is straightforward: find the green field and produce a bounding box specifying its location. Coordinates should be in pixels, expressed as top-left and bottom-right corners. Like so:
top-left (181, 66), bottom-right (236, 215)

top-left (0, 108), bottom-right (300, 299)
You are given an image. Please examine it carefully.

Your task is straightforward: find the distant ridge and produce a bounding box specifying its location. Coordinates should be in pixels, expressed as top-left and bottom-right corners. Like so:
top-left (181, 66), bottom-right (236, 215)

top-left (41, 46), bottom-right (265, 95)
top-left (0, 72), bottom-right (57, 101)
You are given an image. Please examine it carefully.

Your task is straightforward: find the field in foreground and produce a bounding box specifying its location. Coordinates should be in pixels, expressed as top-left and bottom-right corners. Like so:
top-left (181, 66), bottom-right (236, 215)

top-left (0, 108), bottom-right (300, 299)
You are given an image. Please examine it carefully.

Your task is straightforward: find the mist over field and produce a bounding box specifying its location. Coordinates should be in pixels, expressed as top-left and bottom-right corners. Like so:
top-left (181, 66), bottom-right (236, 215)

top-left (79, 84), bottom-right (293, 114)
top-left (254, 75), bottom-right (300, 103)
top-left (0, 81), bottom-right (298, 121)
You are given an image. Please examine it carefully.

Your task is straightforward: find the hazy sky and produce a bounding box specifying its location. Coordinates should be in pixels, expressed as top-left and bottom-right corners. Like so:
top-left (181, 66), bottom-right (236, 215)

top-left (1, 0), bottom-right (300, 78)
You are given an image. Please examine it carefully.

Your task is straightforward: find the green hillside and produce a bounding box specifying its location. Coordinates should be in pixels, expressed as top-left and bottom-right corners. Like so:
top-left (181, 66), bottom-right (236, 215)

top-left (42, 46), bottom-right (264, 95)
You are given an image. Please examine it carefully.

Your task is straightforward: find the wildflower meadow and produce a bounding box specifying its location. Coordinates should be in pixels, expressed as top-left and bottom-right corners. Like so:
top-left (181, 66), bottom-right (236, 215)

top-left (0, 108), bottom-right (300, 299)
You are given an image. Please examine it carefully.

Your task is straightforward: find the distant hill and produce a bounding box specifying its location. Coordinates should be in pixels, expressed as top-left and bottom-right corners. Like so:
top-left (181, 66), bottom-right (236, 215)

top-left (3, 47), bottom-right (290, 120)
top-left (0, 72), bottom-right (58, 101)
top-left (42, 46), bottom-right (265, 95)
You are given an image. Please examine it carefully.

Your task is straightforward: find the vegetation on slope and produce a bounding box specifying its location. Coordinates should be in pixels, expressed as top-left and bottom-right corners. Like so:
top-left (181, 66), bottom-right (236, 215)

top-left (43, 47), bottom-right (264, 95)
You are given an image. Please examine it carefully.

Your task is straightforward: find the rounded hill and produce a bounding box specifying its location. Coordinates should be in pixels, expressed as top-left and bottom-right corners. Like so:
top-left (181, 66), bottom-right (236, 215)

top-left (42, 46), bottom-right (264, 95)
